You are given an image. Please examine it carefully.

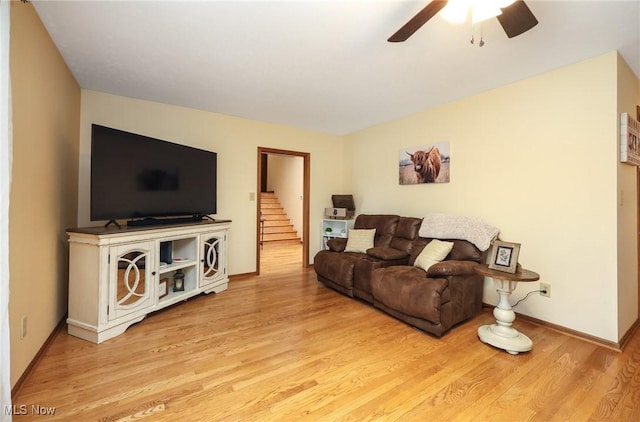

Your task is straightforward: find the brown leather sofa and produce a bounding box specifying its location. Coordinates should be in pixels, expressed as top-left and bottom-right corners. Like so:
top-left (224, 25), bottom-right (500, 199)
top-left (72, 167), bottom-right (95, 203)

top-left (313, 214), bottom-right (485, 337)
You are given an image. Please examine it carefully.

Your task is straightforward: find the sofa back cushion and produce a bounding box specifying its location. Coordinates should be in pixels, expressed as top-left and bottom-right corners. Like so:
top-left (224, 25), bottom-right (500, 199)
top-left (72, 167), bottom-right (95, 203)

top-left (409, 237), bottom-right (483, 265)
top-left (354, 214), bottom-right (399, 248)
top-left (389, 217), bottom-right (423, 254)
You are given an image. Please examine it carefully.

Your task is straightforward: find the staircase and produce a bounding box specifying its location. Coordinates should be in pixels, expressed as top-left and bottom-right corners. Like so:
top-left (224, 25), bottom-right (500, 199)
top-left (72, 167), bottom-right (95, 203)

top-left (260, 192), bottom-right (301, 245)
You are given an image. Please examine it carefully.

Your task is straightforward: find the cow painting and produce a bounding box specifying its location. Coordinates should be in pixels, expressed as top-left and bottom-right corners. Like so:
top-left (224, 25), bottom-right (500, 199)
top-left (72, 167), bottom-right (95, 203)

top-left (399, 142), bottom-right (450, 185)
top-left (407, 147), bottom-right (441, 183)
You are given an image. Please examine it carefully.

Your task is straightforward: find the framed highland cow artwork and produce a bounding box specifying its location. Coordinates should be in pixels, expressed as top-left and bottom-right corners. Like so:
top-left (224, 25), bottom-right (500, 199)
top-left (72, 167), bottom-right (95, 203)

top-left (399, 142), bottom-right (450, 185)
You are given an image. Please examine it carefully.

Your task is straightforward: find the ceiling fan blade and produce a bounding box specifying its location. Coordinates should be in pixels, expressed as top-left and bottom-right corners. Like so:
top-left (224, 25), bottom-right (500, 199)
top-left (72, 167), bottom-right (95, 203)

top-left (496, 0), bottom-right (539, 38)
top-left (388, 1), bottom-right (448, 43)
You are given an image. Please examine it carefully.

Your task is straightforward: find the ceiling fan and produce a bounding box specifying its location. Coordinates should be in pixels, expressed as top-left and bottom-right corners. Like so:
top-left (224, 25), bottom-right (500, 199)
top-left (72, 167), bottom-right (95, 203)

top-left (388, 0), bottom-right (538, 43)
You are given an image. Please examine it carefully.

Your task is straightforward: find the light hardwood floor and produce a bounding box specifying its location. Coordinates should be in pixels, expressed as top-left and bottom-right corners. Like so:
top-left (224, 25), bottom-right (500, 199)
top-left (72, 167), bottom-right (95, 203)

top-left (260, 241), bottom-right (304, 274)
top-left (12, 245), bottom-right (640, 421)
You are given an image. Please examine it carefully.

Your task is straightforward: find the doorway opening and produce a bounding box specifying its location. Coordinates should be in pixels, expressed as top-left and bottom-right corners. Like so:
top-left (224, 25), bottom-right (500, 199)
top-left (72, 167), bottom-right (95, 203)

top-left (256, 147), bottom-right (310, 275)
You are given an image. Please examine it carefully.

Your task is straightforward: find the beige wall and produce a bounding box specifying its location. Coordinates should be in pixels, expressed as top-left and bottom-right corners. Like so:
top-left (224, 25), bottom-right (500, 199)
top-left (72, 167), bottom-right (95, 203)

top-left (78, 91), bottom-right (344, 274)
top-left (9, 2), bottom-right (80, 387)
top-left (345, 52), bottom-right (631, 343)
top-left (617, 54), bottom-right (640, 339)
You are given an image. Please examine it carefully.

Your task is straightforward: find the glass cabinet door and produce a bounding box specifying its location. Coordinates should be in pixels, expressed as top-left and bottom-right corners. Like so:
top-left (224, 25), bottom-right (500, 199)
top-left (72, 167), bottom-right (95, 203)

top-left (201, 233), bottom-right (224, 287)
top-left (108, 242), bottom-right (155, 320)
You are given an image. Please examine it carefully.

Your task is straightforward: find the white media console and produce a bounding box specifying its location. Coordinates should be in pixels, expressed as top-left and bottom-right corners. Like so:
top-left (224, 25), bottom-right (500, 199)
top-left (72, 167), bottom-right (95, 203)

top-left (67, 220), bottom-right (231, 343)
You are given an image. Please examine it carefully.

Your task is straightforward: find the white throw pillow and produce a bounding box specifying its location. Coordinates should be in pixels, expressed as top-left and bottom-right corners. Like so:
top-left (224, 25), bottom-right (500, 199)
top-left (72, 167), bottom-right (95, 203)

top-left (414, 239), bottom-right (454, 271)
top-left (344, 229), bottom-right (376, 253)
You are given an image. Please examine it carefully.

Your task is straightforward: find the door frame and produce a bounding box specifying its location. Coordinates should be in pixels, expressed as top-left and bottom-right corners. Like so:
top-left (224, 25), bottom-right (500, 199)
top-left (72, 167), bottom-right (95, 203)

top-left (256, 147), bottom-right (310, 275)
top-left (637, 107), bottom-right (640, 318)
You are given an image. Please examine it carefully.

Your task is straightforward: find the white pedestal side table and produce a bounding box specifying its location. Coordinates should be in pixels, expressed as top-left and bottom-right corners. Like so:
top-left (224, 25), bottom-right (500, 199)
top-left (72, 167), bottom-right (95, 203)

top-left (475, 264), bottom-right (540, 355)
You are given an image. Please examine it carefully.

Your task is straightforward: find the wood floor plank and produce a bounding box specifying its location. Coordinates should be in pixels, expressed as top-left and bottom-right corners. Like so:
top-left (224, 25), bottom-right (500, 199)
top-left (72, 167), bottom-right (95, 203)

top-left (12, 243), bottom-right (640, 421)
top-left (589, 333), bottom-right (640, 421)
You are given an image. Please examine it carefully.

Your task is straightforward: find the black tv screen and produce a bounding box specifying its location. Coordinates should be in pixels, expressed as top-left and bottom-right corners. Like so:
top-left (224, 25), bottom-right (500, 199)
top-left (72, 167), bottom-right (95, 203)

top-left (91, 124), bottom-right (217, 223)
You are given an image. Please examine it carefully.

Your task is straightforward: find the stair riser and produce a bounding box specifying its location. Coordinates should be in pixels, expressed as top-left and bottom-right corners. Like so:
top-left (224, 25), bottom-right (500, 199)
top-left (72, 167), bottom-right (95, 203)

top-left (261, 239), bottom-right (302, 245)
top-left (261, 221), bottom-right (292, 228)
top-left (263, 233), bottom-right (300, 241)
top-left (262, 227), bottom-right (295, 234)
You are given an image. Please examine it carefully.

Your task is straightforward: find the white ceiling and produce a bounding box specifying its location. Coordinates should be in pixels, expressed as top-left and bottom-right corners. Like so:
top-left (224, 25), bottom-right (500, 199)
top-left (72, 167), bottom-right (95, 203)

top-left (32, 0), bottom-right (640, 135)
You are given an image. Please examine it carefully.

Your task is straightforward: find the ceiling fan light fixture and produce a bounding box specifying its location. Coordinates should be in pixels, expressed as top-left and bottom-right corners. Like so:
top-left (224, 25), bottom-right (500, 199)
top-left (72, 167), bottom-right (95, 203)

top-left (471, 4), bottom-right (503, 24)
top-left (441, 0), bottom-right (515, 24)
top-left (440, 0), bottom-right (470, 23)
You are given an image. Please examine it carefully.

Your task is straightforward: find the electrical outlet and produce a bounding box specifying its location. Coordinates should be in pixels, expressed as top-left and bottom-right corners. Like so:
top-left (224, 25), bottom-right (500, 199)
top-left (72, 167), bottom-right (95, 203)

top-left (20, 316), bottom-right (27, 339)
top-left (540, 283), bottom-right (551, 298)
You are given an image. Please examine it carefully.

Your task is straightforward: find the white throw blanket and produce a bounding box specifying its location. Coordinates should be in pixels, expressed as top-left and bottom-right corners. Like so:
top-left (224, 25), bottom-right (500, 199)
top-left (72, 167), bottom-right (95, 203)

top-left (418, 213), bottom-right (500, 251)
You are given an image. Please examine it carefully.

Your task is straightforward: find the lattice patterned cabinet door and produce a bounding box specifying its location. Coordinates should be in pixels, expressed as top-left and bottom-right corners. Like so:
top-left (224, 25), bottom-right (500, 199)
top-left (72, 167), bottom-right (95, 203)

top-left (201, 233), bottom-right (225, 287)
top-left (108, 242), bottom-right (155, 321)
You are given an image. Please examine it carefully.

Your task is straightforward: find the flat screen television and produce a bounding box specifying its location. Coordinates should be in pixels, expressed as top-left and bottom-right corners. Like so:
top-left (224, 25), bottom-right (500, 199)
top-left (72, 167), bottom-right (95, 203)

top-left (91, 124), bottom-right (217, 226)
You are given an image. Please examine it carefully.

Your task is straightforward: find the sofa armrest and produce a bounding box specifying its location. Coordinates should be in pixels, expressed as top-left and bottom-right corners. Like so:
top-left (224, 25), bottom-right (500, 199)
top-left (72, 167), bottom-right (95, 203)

top-left (366, 246), bottom-right (409, 261)
top-left (327, 237), bottom-right (347, 252)
top-left (426, 260), bottom-right (479, 277)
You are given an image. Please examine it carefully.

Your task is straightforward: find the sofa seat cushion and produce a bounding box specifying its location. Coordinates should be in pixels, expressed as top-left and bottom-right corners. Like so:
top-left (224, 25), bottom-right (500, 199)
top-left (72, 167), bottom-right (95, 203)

top-left (366, 246), bottom-right (408, 261)
top-left (371, 266), bottom-right (449, 325)
top-left (352, 257), bottom-right (385, 302)
top-left (314, 250), bottom-right (360, 290)
top-left (426, 260), bottom-right (479, 277)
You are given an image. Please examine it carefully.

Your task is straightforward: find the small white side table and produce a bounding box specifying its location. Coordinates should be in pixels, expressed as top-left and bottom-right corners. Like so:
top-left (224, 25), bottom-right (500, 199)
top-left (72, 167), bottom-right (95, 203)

top-left (474, 264), bottom-right (540, 355)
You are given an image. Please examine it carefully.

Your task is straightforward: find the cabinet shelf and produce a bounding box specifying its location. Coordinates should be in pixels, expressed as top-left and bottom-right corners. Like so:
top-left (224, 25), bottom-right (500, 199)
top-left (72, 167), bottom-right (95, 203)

top-left (158, 265), bottom-right (197, 302)
top-left (158, 260), bottom-right (197, 274)
top-left (159, 272), bottom-right (197, 305)
top-left (321, 218), bottom-right (353, 250)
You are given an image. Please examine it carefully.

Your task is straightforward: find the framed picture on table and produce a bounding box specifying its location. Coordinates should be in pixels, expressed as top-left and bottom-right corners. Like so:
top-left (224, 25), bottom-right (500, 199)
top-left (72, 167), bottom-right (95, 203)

top-left (488, 240), bottom-right (521, 273)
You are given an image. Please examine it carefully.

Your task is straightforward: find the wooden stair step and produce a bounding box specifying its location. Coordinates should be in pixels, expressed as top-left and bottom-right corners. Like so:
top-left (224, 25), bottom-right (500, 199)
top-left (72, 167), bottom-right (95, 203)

top-left (261, 214), bottom-right (288, 220)
top-left (261, 215), bottom-right (287, 221)
top-left (261, 220), bottom-right (291, 228)
top-left (261, 215), bottom-right (288, 222)
top-left (262, 238), bottom-right (301, 245)
top-left (260, 208), bottom-right (285, 215)
top-left (263, 233), bottom-right (300, 242)
top-left (260, 202), bottom-right (281, 208)
top-left (263, 225), bottom-right (294, 234)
